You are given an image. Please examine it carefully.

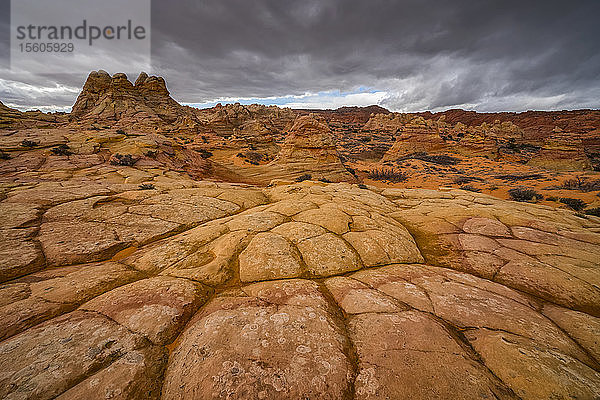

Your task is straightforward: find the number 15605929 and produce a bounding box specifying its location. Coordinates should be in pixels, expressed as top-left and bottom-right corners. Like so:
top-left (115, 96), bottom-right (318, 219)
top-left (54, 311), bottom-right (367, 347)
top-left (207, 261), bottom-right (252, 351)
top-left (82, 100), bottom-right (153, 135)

top-left (19, 42), bottom-right (74, 52)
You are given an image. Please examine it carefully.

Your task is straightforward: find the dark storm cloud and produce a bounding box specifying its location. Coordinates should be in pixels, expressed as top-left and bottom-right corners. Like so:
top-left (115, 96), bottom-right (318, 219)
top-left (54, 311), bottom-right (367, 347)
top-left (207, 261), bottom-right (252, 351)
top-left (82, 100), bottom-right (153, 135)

top-left (2, 0), bottom-right (600, 111)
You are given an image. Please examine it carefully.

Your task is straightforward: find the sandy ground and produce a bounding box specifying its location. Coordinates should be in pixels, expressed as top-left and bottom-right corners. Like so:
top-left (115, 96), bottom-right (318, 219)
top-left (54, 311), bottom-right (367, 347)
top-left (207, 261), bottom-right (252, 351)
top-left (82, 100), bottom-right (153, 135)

top-left (351, 156), bottom-right (600, 212)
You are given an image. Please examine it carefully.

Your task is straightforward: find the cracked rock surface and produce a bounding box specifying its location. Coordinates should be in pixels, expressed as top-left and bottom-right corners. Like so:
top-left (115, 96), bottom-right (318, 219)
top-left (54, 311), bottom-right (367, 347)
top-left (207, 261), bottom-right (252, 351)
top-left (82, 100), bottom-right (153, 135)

top-left (1, 178), bottom-right (600, 399)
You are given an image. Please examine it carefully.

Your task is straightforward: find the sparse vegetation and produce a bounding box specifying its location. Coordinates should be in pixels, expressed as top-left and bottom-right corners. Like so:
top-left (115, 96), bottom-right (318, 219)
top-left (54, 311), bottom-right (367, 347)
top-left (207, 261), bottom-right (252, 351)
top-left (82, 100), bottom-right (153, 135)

top-left (368, 168), bottom-right (409, 183)
top-left (584, 207), bottom-right (600, 217)
top-left (110, 153), bottom-right (136, 166)
top-left (295, 173), bottom-right (312, 182)
top-left (498, 140), bottom-right (540, 154)
top-left (460, 185), bottom-right (481, 192)
top-left (398, 152), bottom-right (459, 166)
top-left (116, 129), bottom-right (126, 135)
top-left (453, 175), bottom-right (483, 185)
top-left (20, 139), bottom-right (38, 148)
top-left (360, 136), bottom-right (372, 143)
top-left (236, 151), bottom-right (267, 165)
top-left (357, 183), bottom-right (368, 189)
top-left (0, 150), bottom-right (11, 160)
top-left (508, 187), bottom-right (544, 202)
top-left (196, 149), bottom-right (213, 159)
top-left (50, 144), bottom-right (72, 156)
top-left (559, 197), bottom-right (586, 211)
top-left (561, 176), bottom-right (600, 192)
top-left (139, 183), bottom-right (156, 190)
top-left (145, 150), bottom-right (158, 158)
top-left (496, 173), bottom-right (544, 181)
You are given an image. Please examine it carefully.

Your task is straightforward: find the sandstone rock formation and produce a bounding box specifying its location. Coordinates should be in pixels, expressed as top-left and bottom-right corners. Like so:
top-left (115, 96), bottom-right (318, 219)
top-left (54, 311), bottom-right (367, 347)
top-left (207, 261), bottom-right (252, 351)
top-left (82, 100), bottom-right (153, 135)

top-left (1, 173), bottom-right (599, 399)
top-left (370, 110), bottom-right (600, 170)
top-left (0, 101), bottom-right (66, 129)
top-left (196, 103), bottom-right (296, 138)
top-left (70, 71), bottom-right (201, 132)
top-left (1, 72), bottom-right (600, 399)
top-left (271, 115), bottom-right (355, 181)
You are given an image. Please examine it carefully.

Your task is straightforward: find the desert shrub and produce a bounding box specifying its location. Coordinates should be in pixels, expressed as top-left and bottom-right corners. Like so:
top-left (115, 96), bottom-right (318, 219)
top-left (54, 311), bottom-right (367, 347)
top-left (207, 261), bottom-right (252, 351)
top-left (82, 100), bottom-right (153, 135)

top-left (399, 152), bottom-right (459, 166)
top-left (20, 139), bottom-right (38, 148)
top-left (418, 153), bottom-right (459, 165)
top-left (454, 175), bottom-right (483, 185)
top-left (196, 149), bottom-right (213, 159)
top-left (144, 150), bottom-right (158, 158)
top-left (460, 185), bottom-right (481, 192)
top-left (237, 151), bottom-right (266, 165)
top-left (139, 183), bottom-right (155, 190)
top-left (50, 144), bottom-right (72, 156)
top-left (559, 197), bottom-right (586, 211)
top-left (508, 187), bottom-right (543, 202)
top-left (498, 141), bottom-right (540, 154)
top-left (561, 176), bottom-right (600, 192)
top-left (110, 153), bottom-right (136, 166)
top-left (295, 173), bottom-right (312, 182)
top-left (0, 150), bottom-right (11, 160)
top-left (357, 183), bottom-right (368, 189)
top-left (496, 173), bottom-right (544, 181)
top-left (202, 136), bottom-right (209, 144)
top-left (584, 207), bottom-right (600, 217)
top-left (116, 129), bottom-right (126, 135)
top-left (368, 168), bottom-right (409, 183)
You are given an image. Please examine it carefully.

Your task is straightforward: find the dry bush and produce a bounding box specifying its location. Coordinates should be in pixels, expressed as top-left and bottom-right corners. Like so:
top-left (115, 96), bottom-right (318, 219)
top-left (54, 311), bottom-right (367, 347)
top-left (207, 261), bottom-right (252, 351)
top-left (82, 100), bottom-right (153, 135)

top-left (559, 197), bottom-right (586, 211)
top-left (368, 168), bottom-right (409, 183)
top-left (508, 187), bottom-right (543, 202)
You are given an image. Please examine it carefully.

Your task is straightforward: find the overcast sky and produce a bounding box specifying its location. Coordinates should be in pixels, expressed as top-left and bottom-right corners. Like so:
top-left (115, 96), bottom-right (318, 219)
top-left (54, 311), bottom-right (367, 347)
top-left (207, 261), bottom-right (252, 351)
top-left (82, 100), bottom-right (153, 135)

top-left (1, 0), bottom-right (599, 112)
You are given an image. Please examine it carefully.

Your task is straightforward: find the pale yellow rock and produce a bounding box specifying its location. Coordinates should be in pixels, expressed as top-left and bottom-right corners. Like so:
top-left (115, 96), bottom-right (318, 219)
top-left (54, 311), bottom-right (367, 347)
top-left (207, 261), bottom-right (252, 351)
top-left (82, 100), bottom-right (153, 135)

top-left (239, 232), bottom-right (305, 282)
top-left (466, 329), bottom-right (600, 400)
top-left (297, 233), bottom-right (361, 276)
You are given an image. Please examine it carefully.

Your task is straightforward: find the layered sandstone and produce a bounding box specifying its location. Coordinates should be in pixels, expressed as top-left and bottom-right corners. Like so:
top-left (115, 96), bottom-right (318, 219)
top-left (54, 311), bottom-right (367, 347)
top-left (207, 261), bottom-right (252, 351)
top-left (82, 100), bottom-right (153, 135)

top-left (70, 71), bottom-right (201, 132)
top-left (1, 72), bottom-right (600, 399)
top-left (371, 111), bottom-right (599, 170)
top-left (271, 114), bottom-right (355, 181)
top-left (1, 168), bottom-right (599, 399)
top-left (0, 101), bottom-right (65, 129)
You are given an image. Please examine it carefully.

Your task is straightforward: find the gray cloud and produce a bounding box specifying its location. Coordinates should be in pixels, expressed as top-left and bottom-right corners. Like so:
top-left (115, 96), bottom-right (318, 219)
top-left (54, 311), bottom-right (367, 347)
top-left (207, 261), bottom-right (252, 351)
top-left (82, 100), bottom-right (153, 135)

top-left (1, 0), bottom-right (599, 112)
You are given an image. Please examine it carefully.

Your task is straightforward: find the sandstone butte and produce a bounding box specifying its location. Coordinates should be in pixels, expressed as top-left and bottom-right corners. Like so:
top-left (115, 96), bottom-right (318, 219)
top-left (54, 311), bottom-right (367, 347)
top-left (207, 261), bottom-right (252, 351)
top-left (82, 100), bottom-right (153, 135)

top-left (0, 71), bottom-right (599, 399)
